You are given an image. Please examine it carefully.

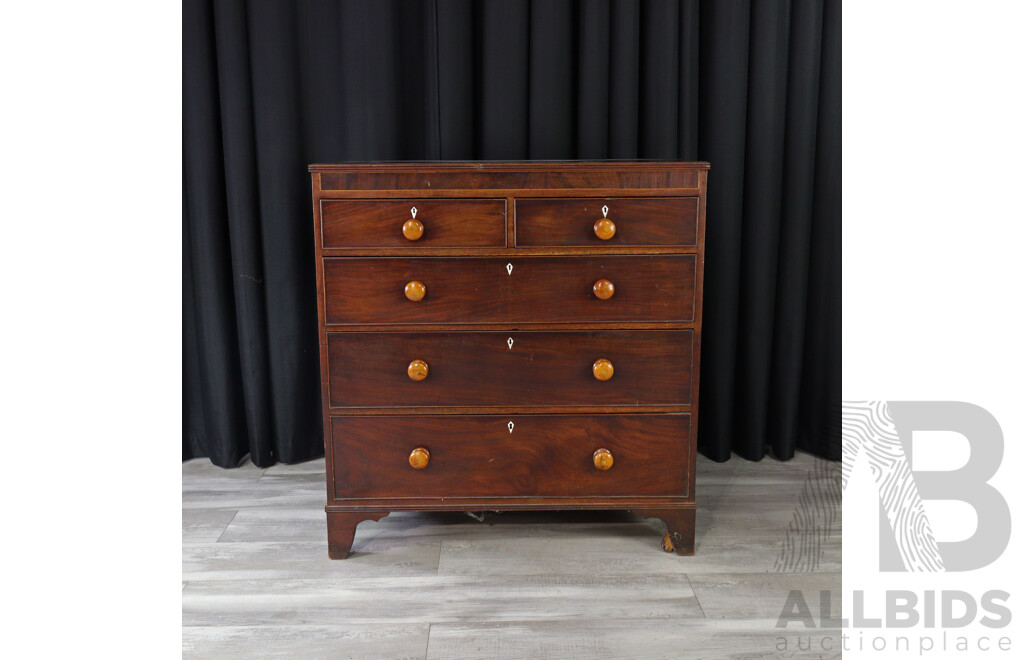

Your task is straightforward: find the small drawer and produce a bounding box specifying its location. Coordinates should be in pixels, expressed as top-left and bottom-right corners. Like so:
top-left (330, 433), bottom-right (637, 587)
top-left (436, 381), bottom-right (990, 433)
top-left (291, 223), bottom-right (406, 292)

top-left (326, 330), bottom-right (693, 408)
top-left (321, 199), bottom-right (506, 248)
top-left (330, 414), bottom-right (691, 499)
top-left (515, 197), bottom-right (698, 247)
top-left (323, 256), bottom-right (695, 325)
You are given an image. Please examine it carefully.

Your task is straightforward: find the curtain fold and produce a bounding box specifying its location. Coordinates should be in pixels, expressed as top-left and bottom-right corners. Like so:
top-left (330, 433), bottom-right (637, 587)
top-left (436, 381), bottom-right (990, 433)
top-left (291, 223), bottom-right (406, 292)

top-left (183, 0), bottom-right (841, 467)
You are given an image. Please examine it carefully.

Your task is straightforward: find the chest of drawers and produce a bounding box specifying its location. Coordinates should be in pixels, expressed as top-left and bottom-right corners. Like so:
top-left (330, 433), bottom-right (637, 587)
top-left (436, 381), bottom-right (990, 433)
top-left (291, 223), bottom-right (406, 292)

top-left (309, 162), bottom-right (708, 558)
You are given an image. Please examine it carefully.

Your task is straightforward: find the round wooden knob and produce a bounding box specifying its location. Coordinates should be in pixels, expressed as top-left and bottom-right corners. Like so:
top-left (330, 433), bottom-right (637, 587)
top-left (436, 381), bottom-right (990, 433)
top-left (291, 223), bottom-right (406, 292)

top-left (409, 447), bottom-right (430, 469)
top-left (593, 448), bottom-right (614, 470)
top-left (404, 280), bottom-right (426, 301)
top-left (592, 358), bottom-right (614, 381)
top-left (402, 219), bottom-right (424, 241)
top-left (593, 279), bottom-right (615, 300)
top-left (593, 218), bottom-right (616, 240)
top-left (407, 359), bottom-right (429, 381)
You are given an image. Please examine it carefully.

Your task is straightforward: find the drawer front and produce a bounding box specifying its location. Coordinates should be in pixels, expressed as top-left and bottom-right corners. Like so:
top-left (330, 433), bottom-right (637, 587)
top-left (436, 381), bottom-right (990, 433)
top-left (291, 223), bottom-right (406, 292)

top-left (515, 197), bottom-right (698, 247)
top-left (321, 199), bottom-right (506, 248)
top-left (331, 414), bottom-right (691, 498)
top-left (324, 256), bottom-right (695, 324)
top-left (327, 330), bottom-right (692, 408)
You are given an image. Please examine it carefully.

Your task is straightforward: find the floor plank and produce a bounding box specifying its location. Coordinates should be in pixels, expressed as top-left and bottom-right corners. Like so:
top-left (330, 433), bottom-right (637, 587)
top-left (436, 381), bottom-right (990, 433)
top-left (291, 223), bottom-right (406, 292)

top-left (687, 572), bottom-right (842, 620)
top-left (182, 574), bottom-right (704, 626)
top-left (435, 527), bottom-right (840, 575)
top-left (182, 457), bottom-right (264, 481)
top-left (425, 619), bottom-right (843, 660)
top-left (184, 540), bottom-right (442, 581)
top-left (181, 482), bottom-right (324, 511)
top-left (183, 624), bottom-right (429, 660)
top-left (257, 458), bottom-right (329, 475)
top-left (437, 535), bottom-right (688, 576)
top-left (183, 509), bottom-right (238, 544)
top-left (216, 508), bottom-right (327, 543)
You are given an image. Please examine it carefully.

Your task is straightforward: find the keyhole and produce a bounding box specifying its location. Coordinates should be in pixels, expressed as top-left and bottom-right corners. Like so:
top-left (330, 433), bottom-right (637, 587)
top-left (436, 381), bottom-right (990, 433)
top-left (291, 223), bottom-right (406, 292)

top-left (411, 206), bottom-right (417, 219)
top-left (507, 421), bottom-right (514, 434)
top-left (506, 263), bottom-right (513, 276)
top-left (507, 337), bottom-right (514, 350)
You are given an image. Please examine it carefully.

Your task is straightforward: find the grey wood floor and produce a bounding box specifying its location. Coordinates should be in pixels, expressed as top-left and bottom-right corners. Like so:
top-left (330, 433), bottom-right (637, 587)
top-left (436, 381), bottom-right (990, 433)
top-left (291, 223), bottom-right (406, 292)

top-left (183, 452), bottom-right (842, 659)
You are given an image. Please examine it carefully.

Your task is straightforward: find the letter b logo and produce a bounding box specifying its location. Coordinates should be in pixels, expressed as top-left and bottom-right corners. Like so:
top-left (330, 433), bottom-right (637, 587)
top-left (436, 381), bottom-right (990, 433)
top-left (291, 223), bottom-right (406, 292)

top-left (843, 401), bottom-right (1010, 572)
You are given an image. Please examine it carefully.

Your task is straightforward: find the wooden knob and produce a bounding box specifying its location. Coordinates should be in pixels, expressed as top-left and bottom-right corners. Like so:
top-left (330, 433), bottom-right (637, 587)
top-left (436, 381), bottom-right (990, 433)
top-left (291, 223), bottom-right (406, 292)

top-left (407, 359), bottom-right (429, 381)
top-left (593, 448), bottom-right (614, 470)
top-left (402, 219), bottom-right (424, 241)
top-left (593, 279), bottom-right (615, 300)
top-left (409, 447), bottom-right (430, 469)
top-left (593, 218), bottom-right (616, 240)
top-left (404, 280), bottom-right (426, 301)
top-left (592, 358), bottom-right (614, 381)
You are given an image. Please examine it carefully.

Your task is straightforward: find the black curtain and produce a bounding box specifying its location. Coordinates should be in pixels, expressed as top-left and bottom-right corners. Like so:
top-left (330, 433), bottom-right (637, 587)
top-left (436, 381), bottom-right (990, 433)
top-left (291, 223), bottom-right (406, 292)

top-left (184, 0), bottom-right (840, 468)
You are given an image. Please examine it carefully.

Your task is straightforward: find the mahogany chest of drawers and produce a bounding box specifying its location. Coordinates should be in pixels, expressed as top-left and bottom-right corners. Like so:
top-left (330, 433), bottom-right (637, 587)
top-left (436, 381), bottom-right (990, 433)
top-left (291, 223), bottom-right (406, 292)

top-left (309, 162), bottom-right (708, 558)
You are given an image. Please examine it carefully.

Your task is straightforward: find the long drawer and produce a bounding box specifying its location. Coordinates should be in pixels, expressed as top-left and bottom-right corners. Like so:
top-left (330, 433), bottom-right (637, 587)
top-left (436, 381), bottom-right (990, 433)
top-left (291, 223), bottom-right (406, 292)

top-left (327, 330), bottom-right (693, 408)
top-left (330, 414), bottom-right (691, 498)
top-left (323, 256), bottom-right (696, 325)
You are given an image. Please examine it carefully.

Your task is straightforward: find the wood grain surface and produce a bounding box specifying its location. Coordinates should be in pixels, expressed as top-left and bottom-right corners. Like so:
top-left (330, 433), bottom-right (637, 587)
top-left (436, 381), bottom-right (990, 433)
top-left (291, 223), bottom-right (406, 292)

top-left (329, 414), bottom-right (691, 499)
top-left (327, 330), bottom-right (692, 408)
top-left (322, 199), bottom-right (506, 248)
top-left (313, 161), bottom-right (707, 192)
top-left (515, 197), bottom-right (698, 246)
top-left (324, 256), bottom-right (696, 325)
